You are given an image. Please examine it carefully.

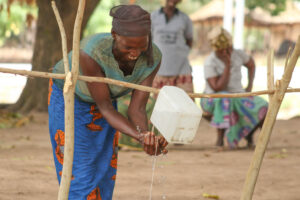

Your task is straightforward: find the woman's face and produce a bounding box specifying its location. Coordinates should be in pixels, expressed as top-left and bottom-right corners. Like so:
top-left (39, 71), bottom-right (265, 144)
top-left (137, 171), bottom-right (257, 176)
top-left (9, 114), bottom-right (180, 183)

top-left (215, 46), bottom-right (232, 59)
top-left (166, 0), bottom-right (182, 9)
top-left (112, 32), bottom-right (149, 62)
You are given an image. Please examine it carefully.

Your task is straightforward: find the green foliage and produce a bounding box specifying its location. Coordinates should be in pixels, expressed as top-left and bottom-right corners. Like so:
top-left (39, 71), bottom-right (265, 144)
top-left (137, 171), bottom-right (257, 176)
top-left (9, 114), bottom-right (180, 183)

top-left (178, 0), bottom-right (206, 14)
top-left (246, 0), bottom-right (286, 16)
top-left (191, 0), bottom-right (300, 16)
top-left (244, 28), bottom-right (265, 52)
top-left (3, 0), bottom-right (298, 48)
top-left (84, 0), bottom-right (160, 36)
top-left (0, 0), bottom-right (37, 46)
top-left (84, 0), bottom-right (205, 36)
top-left (246, 0), bottom-right (300, 16)
top-left (84, 0), bottom-right (120, 37)
top-left (0, 0), bottom-right (210, 43)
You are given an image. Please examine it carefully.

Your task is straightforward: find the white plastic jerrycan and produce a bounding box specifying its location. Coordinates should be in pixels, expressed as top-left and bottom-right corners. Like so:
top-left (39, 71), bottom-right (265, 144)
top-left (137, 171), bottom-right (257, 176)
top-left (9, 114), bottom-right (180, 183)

top-left (150, 86), bottom-right (202, 144)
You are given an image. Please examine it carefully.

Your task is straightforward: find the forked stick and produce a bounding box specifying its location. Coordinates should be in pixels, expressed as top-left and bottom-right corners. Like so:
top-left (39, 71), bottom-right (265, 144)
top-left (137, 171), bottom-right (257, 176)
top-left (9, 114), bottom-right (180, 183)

top-left (241, 36), bottom-right (300, 200)
top-left (51, 0), bottom-right (86, 199)
top-left (267, 50), bottom-right (274, 101)
top-left (51, 1), bottom-right (70, 74)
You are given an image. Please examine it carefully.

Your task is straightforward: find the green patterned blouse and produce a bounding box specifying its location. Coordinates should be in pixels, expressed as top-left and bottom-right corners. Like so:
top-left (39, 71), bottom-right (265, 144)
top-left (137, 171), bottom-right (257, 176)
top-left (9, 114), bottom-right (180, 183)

top-left (53, 33), bottom-right (161, 102)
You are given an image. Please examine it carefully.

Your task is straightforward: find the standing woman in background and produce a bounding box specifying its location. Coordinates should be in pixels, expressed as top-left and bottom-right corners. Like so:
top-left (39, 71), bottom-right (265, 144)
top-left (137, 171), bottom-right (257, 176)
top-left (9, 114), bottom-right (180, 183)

top-left (151, 0), bottom-right (194, 94)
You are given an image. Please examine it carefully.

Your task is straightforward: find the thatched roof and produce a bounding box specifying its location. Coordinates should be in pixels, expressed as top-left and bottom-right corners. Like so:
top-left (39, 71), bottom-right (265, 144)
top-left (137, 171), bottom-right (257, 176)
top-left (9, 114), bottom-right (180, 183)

top-left (247, 2), bottom-right (300, 26)
top-left (190, 0), bottom-right (224, 24)
top-left (190, 0), bottom-right (300, 27)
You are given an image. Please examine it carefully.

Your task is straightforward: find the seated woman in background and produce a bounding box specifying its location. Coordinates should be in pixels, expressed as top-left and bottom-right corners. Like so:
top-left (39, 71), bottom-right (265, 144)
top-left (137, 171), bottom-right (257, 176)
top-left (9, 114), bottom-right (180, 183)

top-left (200, 27), bottom-right (268, 148)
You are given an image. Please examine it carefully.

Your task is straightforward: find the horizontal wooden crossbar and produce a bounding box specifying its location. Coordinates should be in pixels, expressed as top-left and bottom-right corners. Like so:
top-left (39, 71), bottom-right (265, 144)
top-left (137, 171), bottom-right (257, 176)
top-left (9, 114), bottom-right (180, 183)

top-left (0, 67), bottom-right (299, 99)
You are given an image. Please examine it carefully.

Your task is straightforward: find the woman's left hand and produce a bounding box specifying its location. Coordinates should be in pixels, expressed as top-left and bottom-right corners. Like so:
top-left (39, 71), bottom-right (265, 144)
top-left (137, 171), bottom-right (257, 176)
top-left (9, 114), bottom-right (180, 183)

top-left (140, 132), bottom-right (168, 155)
top-left (158, 135), bottom-right (168, 154)
top-left (245, 84), bottom-right (253, 92)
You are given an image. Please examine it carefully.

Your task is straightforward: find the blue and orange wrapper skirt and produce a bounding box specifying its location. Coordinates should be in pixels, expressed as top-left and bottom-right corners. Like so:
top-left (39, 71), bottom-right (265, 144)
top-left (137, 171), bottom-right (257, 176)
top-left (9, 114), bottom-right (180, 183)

top-left (48, 79), bottom-right (119, 200)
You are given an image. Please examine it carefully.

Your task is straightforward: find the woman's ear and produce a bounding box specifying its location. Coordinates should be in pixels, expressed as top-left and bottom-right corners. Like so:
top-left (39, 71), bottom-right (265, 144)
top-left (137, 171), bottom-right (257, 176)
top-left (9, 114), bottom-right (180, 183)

top-left (111, 30), bottom-right (116, 40)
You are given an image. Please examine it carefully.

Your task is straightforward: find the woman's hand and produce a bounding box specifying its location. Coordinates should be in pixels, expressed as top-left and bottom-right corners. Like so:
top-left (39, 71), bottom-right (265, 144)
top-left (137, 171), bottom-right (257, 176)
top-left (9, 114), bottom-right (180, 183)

top-left (244, 57), bottom-right (255, 93)
top-left (216, 48), bottom-right (232, 68)
top-left (219, 52), bottom-right (231, 68)
top-left (245, 84), bottom-right (253, 92)
top-left (138, 132), bottom-right (168, 156)
top-left (158, 135), bottom-right (168, 154)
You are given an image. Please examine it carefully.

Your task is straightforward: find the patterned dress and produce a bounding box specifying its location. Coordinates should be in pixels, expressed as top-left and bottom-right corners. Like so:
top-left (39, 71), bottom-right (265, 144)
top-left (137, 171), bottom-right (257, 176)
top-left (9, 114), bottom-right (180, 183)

top-left (48, 33), bottom-right (161, 199)
top-left (201, 95), bottom-right (268, 147)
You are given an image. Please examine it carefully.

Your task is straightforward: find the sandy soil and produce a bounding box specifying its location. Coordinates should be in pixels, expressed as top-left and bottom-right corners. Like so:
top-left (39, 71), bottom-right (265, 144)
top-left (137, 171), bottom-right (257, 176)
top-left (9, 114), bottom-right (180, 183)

top-left (0, 112), bottom-right (299, 200)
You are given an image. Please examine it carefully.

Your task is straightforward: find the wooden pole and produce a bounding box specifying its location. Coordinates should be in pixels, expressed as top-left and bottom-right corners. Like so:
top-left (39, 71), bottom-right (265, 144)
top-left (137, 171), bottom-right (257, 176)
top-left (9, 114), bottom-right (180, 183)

top-left (267, 50), bottom-right (274, 101)
top-left (56, 0), bottom-right (86, 199)
top-left (2, 67), bottom-right (300, 98)
top-left (0, 67), bottom-right (160, 94)
top-left (240, 36), bottom-right (300, 200)
top-left (284, 46), bottom-right (293, 73)
top-left (51, 1), bottom-right (70, 74)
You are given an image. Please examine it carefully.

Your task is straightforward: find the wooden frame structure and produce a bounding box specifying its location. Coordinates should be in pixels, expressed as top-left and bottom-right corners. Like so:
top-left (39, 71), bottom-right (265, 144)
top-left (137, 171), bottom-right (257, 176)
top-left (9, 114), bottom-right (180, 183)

top-left (0, 1), bottom-right (299, 199)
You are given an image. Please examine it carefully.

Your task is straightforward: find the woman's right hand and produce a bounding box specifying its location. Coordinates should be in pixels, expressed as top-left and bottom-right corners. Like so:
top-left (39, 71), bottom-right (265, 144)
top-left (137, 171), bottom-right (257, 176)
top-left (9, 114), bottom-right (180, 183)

top-left (216, 48), bottom-right (232, 68)
top-left (139, 132), bottom-right (168, 156)
top-left (220, 51), bottom-right (231, 68)
top-left (208, 48), bottom-right (232, 92)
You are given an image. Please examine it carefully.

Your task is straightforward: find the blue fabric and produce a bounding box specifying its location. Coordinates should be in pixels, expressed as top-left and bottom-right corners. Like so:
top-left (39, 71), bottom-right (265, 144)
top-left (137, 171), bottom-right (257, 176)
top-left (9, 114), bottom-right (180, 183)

top-left (48, 82), bottom-right (118, 200)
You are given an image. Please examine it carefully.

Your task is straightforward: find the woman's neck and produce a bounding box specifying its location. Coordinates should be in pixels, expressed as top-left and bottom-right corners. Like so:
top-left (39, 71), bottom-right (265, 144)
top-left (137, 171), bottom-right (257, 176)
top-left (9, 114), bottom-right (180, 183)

top-left (163, 7), bottom-right (176, 20)
top-left (112, 43), bottom-right (136, 76)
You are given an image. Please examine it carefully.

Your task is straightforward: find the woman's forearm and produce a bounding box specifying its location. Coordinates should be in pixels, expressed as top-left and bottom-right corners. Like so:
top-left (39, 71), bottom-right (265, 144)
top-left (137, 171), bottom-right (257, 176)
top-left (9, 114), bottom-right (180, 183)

top-left (216, 66), bottom-right (230, 90)
top-left (128, 108), bottom-right (148, 132)
top-left (208, 65), bottom-right (231, 92)
top-left (248, 66), bottom-right (255, 87)
top-left (246, 58), bottom-right (256, 91)
top-left (97, 101), bottom-right (140, 140)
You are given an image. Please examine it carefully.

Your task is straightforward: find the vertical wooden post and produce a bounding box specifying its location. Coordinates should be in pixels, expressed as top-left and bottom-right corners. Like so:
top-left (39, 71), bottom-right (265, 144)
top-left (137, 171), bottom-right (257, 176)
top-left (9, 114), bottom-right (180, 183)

top-left (51, 1), bottom-right (70, 74)
top-left (284, 46), bottom-right (293, 73)
top-left (52, 0), bottom-right (86, 199)
top-left (267, 50), bottom-right (274, 101)
top-left (240, 36), bottom-right (300, 200)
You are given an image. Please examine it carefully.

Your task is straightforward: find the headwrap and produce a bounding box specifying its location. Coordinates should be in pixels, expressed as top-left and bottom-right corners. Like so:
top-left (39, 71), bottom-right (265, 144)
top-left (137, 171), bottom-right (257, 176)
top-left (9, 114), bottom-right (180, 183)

top-left (208, 27), bottom-right (232, 50)
top-left (110, 5), bottom-right (151, 37)
top-left (110, 5), bottom-right (153, 66)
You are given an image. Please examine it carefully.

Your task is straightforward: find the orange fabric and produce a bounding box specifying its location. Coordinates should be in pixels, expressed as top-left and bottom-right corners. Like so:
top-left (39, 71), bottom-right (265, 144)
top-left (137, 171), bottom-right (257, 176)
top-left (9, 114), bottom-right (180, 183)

top-left (152, 75), bottom-right (194, 99)
top-left (54, 130), bottom-right (65, 164)
top-left (48, 78), bottom-right (53, 105)
top-left (110, 131), bottom-right (119, 169)
top-left (89, 105), bottom-right (102, 120)
top-left (87, 187), bottom-right (102, 200)
top-left (152, 74), bottom-right (194, 93)
top-left (86, 105), bottom-right (103, 131)
top-left (152, 74), bottom-right (193, 92)
top-left (111, 175), bottom-right (116, 181)
top-left (59, 171), bottom-right (74, 180)
top-left (86, 123), bottom-right (103, 131)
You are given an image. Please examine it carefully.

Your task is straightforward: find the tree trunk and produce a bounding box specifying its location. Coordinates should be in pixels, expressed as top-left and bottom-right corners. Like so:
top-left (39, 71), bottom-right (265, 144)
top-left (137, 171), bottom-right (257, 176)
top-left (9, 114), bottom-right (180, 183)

top-left (9, 0), bottom-right (100, 113)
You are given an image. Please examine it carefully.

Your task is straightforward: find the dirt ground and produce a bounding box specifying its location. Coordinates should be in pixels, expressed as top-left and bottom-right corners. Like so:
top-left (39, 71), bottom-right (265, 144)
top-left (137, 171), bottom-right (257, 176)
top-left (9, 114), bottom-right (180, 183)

top-left (0, 112), bottom-right (299, 200)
